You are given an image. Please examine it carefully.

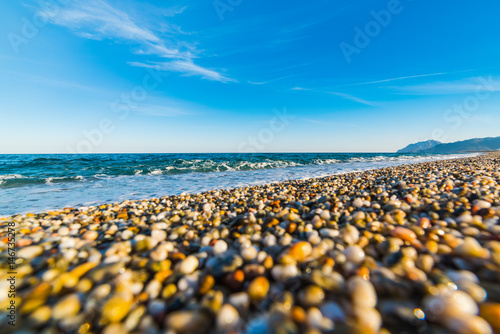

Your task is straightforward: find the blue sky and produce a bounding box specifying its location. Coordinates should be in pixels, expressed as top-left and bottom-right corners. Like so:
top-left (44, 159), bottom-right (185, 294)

top-left (1, 0), bottom-right (500, 153)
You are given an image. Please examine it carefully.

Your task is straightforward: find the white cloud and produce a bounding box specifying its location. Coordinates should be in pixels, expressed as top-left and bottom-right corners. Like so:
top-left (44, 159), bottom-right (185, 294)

top-left (331, 68), bottom-right (488, 88)
top-left (36, 0), bottom-right (231, 82)
top-left (129, 61), bottom-right (234, 83)
top-left (292, 87), bottom-right (374, 106)
top-left (341, 72), bottom-right (448, 86)
top-left (389, 76), bottom-right (500, 95)
top-left (39, 0), bottom-right (159, 42)
top-left (247, 74), bottom-right (294, 85)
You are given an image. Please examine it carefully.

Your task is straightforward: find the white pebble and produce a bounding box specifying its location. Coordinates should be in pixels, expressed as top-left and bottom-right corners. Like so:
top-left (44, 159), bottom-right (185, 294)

top-left (241, 246), bottom-right (258, 261)
top-left (348, 276), bottom-right (377, 308)
top-left (177, 256), bottom-right (199, 274)
top-left (213, 240), bottom-right (228, 255)
top-left (343, 245), bottom-right (365, 265)
top-left (216, 304), bottom-right (240, 331)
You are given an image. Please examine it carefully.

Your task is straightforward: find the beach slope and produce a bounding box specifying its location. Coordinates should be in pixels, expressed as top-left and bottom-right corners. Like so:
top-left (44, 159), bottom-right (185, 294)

top-left (1, 153), bottom-right (499, 333)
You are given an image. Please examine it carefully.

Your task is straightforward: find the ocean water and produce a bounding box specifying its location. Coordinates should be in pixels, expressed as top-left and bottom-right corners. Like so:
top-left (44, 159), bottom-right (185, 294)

top-left (0, 153), bottom-right (478, 216)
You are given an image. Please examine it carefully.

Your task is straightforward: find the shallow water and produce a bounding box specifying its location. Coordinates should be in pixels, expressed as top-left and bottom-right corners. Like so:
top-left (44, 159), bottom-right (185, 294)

top-left (0, 153), bottom-right (479, 216)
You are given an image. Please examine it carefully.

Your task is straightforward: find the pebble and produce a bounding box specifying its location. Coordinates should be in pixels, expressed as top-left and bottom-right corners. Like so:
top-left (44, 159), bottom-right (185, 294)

top-left (165, 310), bottom-right (211, 333)
top-left (391, 227), bottom-right (417, 242)
top-left (177, 255), bottom-right (199, 274)
top-left (248, 276), bottom-right (270, 301)
top-left (102, 295), bottom-right (133, 323)
top-left (416, 254), bottom-right (434, 273)
top-left (52, 293), bottom-right (80, 320)
top-left (352, 306), bottom-right (382, 332)
top-left (343, 245), bottom-right (365, 265)
top-left (271, 264), bottom-right (299, 281)
top-left (341, 225), bottom-right (360, 245)
top-left (29, 306), bottom-right (51, 326)
top-left (348, 276), bottom-right (377, 308)
top-left (423, 289), bottom-right (479, 322)
top-left (473, 200), bottom-right (492, 209)
top-left (17, 245), bottom-right (43, 259)
top-left (216, 304), bottom-right (240, 331)
top-left (241, 246), bottom-right (258, 261)
top-left (83, 230), bottom-right (98, 241)
top-left (320, 301), bottom-right (346, 322)
top-left (213, 240), bottom-right (228, 254)
top-left (298, 285), bottom-right (325, 308)
top-left (288, 241), bottom-right (312, 262)
top-left (455, 237), bottom-right (489, 258)
top-left (353, 198), bottom-right (364, 208)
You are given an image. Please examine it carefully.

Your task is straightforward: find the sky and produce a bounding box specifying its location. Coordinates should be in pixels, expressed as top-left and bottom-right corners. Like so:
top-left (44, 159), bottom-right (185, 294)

top-left (1, 0), bottom-right (500, 153)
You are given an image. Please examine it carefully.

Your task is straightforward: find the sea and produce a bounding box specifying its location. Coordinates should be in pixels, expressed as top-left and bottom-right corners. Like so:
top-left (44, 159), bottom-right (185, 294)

top-left (0, 153), bottom-right (479, 216)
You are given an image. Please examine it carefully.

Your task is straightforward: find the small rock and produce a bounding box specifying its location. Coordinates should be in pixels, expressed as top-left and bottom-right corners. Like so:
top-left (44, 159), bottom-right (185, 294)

top-left (455, 237), bottom-right (489, 258)
top-left (177, 255), bottom-right (199, 274)
top-left (52, 293), bottom-right (80, 320)
top-left (298, 285), bottom-right (325, 308)
top-left (288, 241), bottom-right (312, 262)
top-left (102, 295), bottom-right (132, 323)
top-left (217, 304), bottom-right (240, 331)
top-left (248, 276), bottom-right (270, 301)
top-left (165, 310), bottom-right (210, 333)
top-left (83, 230), bottom-right (98, 241)
top-left (343, 245), bottom-right (365, 265)
top-left (348, 276), bottom-right (377, 308)
top-left (391, 227), bottom-right (416, 242)
top-left (18, 246), bottom-right (43, 260)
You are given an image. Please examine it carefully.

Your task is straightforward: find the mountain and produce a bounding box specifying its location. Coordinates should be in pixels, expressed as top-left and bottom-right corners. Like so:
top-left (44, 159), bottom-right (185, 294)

top-left (398, 136), bottom-right (500, 154)
top-left (397, 140), bottom-right (441, 153)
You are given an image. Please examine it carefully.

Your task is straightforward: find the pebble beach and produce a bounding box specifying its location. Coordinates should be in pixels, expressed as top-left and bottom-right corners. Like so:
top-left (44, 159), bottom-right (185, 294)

top-left (1, 153), bottom-right (500, 334)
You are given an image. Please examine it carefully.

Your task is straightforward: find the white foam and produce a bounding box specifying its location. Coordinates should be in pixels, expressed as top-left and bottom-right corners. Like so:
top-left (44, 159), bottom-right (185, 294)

top-left (0, 174), bottom-right (24, 180)
top-left (149, 169), bottom-right (162, 175)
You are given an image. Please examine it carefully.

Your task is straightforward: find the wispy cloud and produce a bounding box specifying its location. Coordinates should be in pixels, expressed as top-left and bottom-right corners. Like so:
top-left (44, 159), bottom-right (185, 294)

top-left (36, 0), bottom-right (231, 82)
top-left (129, 61), bottom-right (234, 82)
top-left (38, 0), bottom-right (159, 42)
top-left (340, 72), bottom-right (448, 86)
top-left (332, 68), bottom-right (487, 88)
top-left (389, 76), bottom-right (500, 95)
top-left (292, 87), bottom-right (374, 106)
top-left (248, 74), bottom-right (294, 85)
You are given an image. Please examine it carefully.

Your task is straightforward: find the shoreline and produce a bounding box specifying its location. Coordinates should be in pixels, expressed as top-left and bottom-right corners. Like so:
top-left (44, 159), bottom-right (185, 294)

top-left (0, 152), bottom-right (481, 218)
top-left (1, 153), bottom-right (499, 333)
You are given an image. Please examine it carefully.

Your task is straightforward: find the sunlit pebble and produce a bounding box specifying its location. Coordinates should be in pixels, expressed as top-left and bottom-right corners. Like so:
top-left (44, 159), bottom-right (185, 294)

top-left (151, 230), bottom-right (166, 242)
top-left (213, 240), bottom-right (228, 254)
top-left (343, 245), bottom-right (365, 265)
top-left (414, 308), bottom-right (426, 320)
top-left (217, 304), bottom-right (239, 331)
top-left (417, 217), bottom-right (432, 229)
top-left (241, 246), bottom-right (258, 261)
top-left (390, 227), bottom-right (416, 242)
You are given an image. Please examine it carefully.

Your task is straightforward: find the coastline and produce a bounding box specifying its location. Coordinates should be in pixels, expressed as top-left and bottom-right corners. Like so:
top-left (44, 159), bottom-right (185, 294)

top-left (0, 152), bottom-right (481, 217)
top-left (1, 153), bottom-right (499, 333)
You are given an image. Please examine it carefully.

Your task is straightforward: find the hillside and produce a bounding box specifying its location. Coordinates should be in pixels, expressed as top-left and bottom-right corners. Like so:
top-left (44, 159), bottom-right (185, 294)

top-left (398, 136), bottom-right (500, 154)
top-left (397, 140), bottom-right (441, 153)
